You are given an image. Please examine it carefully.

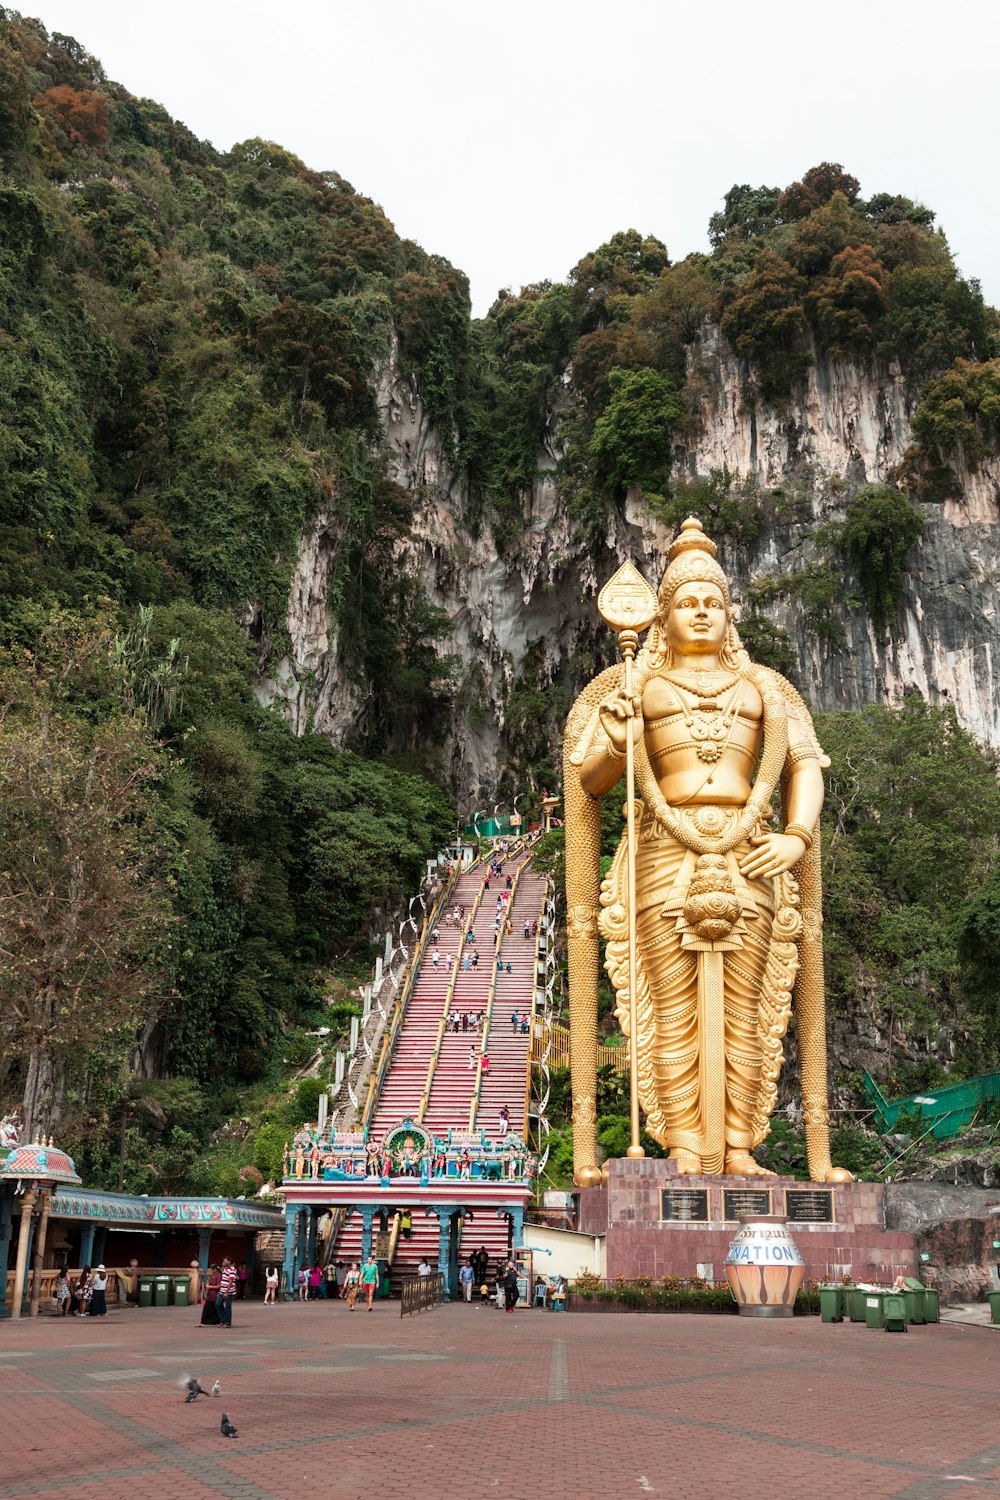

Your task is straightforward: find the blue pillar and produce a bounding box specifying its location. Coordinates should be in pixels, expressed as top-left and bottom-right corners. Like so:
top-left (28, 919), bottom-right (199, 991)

top-left (93, 1228), bottom-right (107, 1265)
top-left (79, 1223), bottom-right (95, 1268)
top-left (511, 1206), bottom-right (524, 1249)
top-left (282, 1206), bottom-right (298, 1297)
top-left (197, 1227), bottom-right (212, 1282)
top-left (0, 1188), bottom-right (12, 1317)
top-left (360, 1207), bottom-right (374, 1263)
top-left (307, 1209), bottom-right (318, 1266)
top-left (435, 1209), bottom-right (451, 1298)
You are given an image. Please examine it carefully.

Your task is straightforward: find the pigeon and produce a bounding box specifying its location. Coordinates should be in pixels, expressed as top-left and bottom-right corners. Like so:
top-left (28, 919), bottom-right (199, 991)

top-left (220, 1412), bottom-right (238, 1439)
top-left (184, 1377), bottom-right (209, 1403)
top-left (211, 1381), bottom-right (221, 1397)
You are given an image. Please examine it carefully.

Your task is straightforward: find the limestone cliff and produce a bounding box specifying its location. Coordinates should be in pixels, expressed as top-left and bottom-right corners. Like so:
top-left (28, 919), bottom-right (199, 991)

top-left (269, 326), bottom-right (1000, 796)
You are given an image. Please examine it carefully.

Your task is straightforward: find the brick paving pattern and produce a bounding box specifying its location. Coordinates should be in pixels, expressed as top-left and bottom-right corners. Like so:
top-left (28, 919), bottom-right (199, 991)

top-left (3, 1300), bottom-right (1000, 1499)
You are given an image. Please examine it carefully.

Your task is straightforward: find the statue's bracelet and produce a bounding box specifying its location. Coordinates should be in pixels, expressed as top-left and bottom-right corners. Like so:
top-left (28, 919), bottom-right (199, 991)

top-left (783, 823), bottom-right (813, 848)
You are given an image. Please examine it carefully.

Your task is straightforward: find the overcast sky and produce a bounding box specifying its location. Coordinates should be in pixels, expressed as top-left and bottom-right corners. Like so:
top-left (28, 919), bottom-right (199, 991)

top-left (32, 1), bottom-right (1000, 316)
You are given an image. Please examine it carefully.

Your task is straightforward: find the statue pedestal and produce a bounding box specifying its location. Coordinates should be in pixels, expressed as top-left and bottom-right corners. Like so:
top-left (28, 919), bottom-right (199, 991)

top-left (578, 1157), bottom-right (916, 1286)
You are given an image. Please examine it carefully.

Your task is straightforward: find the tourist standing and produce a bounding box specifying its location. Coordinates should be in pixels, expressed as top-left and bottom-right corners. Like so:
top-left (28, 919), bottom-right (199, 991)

top-left (89, 1265), bottom-right (108, 1317)
top-left (217, 1258), bottom-right (237, 1327)
top-left (308, 1264), bottom-right (322, 1300)
top-left (345, 1262), bottom-right (361, 1309)
top-left (459, 1259), bottom-right (475, 1303)
top-left (468, 1044), bottom-right (477, 1070)
top-left (55, 1267), bottom-right (71, 1316)
top-left (335, 1260), bottom-right (348, 1298)
top-left (201, 1265), bottom-right (222, 1324)
top-left (361, 1254), bottom-right (379, 1310)
top-left (473, 1246), bottom-right (489, 1286)
top-left (75, 1266), bottom-right (93, 1317)
top-left (503, 1261), bottom-right (519, 1313)
top-left (237, 1261), bottom-right (248, 1299)
top-left (264, 1265), bottom-right (278, 1305)
top-left (511, 1010), bottom-right (519, 1034)
top-left (498, 1105), bottom-right (510, 1138)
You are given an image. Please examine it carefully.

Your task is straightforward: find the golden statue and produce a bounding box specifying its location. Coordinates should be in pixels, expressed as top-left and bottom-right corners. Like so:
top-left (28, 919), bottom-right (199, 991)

top-left (564, 517), bottom-right (851, 1186)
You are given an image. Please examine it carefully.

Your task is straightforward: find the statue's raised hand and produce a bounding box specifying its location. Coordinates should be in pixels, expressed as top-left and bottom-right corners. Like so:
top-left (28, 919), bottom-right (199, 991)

top-left (597, 689), bottom-right (644, 752)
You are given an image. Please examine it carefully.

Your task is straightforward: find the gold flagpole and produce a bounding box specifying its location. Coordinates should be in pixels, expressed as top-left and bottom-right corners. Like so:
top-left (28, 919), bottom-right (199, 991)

top-left (598, 562), bottom-right (658, 1160)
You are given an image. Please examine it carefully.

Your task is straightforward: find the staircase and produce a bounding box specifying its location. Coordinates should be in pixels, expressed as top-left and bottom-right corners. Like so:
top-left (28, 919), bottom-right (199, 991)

top-left (458, 865), bottom-right (546, 1280)
top-left (330, 846), bottom-right (545, 1292)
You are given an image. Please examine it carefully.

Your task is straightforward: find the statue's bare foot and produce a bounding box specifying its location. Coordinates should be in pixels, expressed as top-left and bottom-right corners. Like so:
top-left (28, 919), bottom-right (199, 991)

top-left (725, 1151), bottom-right (776, 1177)
top-left (671, 1150), bottom-right (701, 1174)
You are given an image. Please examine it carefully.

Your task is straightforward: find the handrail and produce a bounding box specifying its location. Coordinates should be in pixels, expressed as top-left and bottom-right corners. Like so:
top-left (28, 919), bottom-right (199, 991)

top-left (522, 883), bottom-right (548, 1141)
top-left (387, 1212), bottom-right (402, 1268)
top-left (320, 1206), bottom-right (345, 1268)
top-left (418, 864), bottom-right (490, 1125)
top-left (469, 854), bottom-right (528, 1131)
top-left (360, 860), bottom-right (460, 1131)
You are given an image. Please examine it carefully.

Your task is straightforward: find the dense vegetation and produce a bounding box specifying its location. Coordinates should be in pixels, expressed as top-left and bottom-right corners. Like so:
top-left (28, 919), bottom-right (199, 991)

top-left (0, 14), bottom-right (455, 1184)
top-left (1, 15), bottom-right (998, 1193)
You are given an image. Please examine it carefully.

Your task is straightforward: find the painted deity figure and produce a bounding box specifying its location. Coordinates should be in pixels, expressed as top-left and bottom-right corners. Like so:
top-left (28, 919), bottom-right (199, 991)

top-left (564, 517), bottom-right (851, 1186)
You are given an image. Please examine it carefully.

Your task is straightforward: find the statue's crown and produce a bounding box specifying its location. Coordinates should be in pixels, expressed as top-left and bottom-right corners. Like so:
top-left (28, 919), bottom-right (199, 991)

top-left (659, 516), bottom-right (729, 613)
top-left (667, 515), bottom-right (718, 564)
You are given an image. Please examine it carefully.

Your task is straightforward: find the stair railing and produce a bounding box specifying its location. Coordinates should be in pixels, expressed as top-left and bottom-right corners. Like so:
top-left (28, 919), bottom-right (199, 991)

top-left (360, 859), bottom-right (461, 1132)
top-left (468, 853), bottom-right (529, 1132)
top-left (522, 880), bottom-right (549, 1141)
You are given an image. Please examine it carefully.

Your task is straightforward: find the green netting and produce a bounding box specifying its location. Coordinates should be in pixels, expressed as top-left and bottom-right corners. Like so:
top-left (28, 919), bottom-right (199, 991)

top-left (864, 1069), bottom-right (1000, 1140)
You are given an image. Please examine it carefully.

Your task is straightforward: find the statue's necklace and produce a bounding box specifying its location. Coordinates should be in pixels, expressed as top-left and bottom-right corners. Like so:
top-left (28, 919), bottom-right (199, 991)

top-left (663, 673), bottom-right (742, 764)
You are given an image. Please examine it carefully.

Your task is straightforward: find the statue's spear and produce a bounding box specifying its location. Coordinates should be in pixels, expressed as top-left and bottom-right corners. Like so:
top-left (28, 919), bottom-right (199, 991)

top-left (598, 562), bottom-right (659, 1160)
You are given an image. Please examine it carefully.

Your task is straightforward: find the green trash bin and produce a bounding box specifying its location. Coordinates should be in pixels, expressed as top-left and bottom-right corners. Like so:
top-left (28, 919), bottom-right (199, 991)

top-left (863, 1291), bottom-right (885, 1329)
top-left (900, 1278), bottom-right (925, 1325)
top-left (819, 1286), bottom-right (843, 1323)
top-left (138, 1275), bottom-right (154, 1308)
top-left (987, 1290), bottom-right (1000, 1325)
top-left (173, 1274), bottom-right (191, 1307)
top-left (922, 1288), bottom-right (940, 1323)
top-left (849, 1288), bottom-right (869, 1323)
top-left (154, 1276), bottom-right (171, 1308)
top-left (883, 1292), bottom-right (907, 1332)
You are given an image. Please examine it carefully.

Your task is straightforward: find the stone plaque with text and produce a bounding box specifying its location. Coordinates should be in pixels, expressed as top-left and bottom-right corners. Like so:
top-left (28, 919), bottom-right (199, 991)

top-left (723, 1188), bottom-right (772, 1220)
top-left (660, 1187), bottom-right (709, 1222)
top-left (784, 1188), bottom-right (834, 1223)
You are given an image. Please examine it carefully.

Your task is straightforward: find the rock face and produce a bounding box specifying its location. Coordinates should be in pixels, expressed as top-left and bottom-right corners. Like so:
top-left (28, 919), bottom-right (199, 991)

top-left (885, 1181), bottom-right (1000, 1303)
top-left (266, 327), bottom-right (1000, 790)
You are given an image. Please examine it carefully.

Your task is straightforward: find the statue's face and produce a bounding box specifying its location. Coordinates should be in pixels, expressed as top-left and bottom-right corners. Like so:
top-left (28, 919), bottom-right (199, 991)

top-left (664, 580), bottom-right (728, 656)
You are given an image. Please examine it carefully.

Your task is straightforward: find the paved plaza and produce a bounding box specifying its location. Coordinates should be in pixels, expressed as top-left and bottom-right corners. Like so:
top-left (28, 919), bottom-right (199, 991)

top-left (3, 1299), bottom-right (1000, 1499)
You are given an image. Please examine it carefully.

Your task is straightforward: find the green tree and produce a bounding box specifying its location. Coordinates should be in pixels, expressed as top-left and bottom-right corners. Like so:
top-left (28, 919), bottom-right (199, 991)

top-left (588, 367), bottom-right (681, 494)
top-left (708, 183), bottom-right (781, 247)
top-left (0, 620), bottom-right (172, 1134)
top-left (840, 485), bottom-right (923, 623)
top-left (719, 251), bottom-right (810, 401)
